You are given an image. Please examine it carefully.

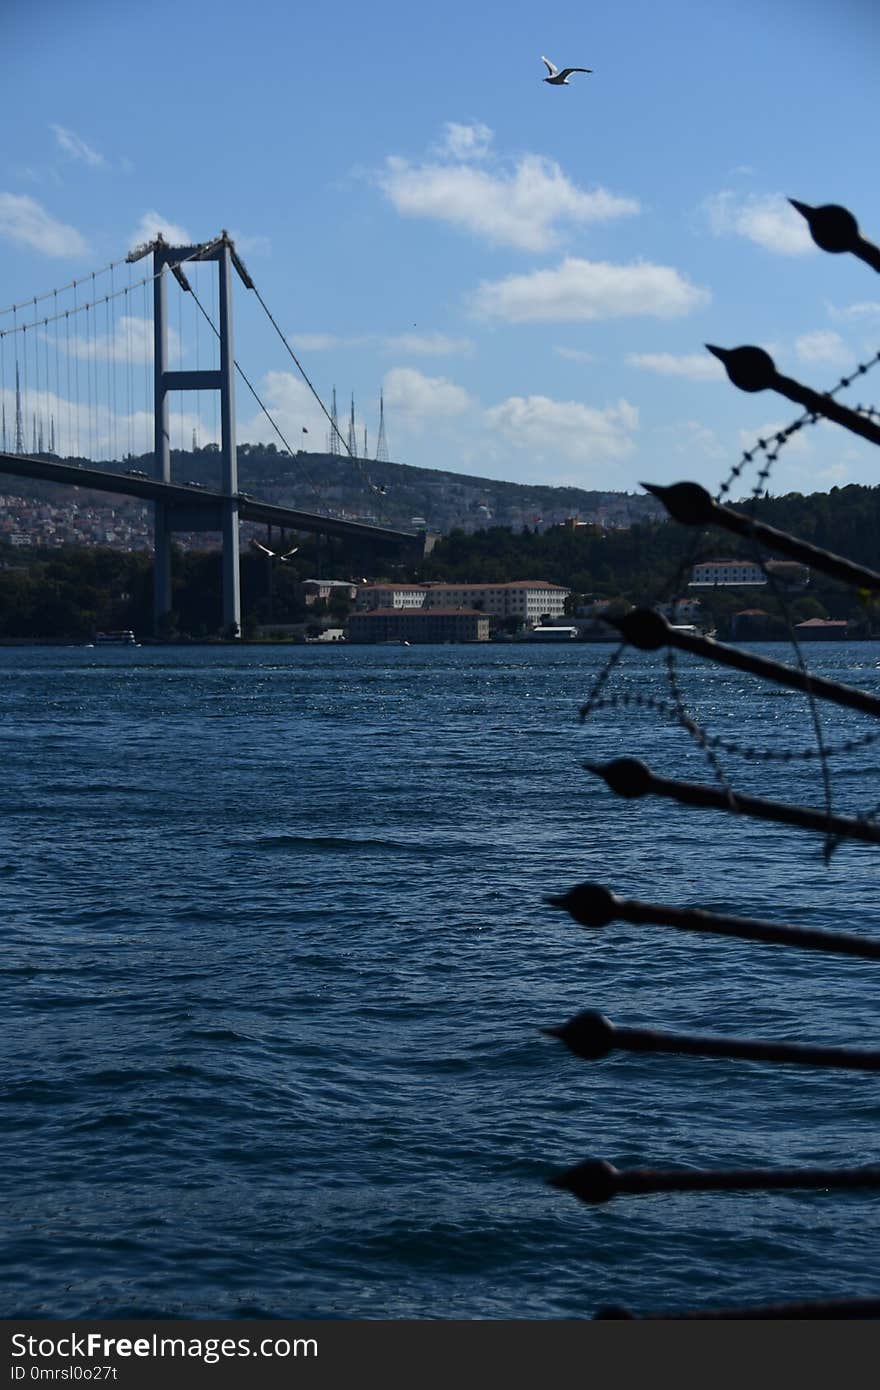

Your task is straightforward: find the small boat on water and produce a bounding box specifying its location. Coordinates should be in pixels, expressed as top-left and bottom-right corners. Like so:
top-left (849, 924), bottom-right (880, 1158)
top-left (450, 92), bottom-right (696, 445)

top-left (94, 630), bottom-right (139, 647)
top-left (518, 625), bottom-right (579, 643)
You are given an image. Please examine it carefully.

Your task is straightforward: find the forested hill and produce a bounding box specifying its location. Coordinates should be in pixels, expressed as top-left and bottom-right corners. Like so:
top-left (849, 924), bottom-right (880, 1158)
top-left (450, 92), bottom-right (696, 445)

top-left (152, 443), bottom-right (664, 533)
top-left (0, 481), bottom-right (877, 640)
top-left (417, 483), bottom-right (880, 585)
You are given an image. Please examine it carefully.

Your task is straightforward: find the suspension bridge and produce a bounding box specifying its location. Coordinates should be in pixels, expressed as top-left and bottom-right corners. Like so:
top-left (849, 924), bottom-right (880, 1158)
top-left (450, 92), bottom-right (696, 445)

top-left (0, 231), bottom-right (425, 637)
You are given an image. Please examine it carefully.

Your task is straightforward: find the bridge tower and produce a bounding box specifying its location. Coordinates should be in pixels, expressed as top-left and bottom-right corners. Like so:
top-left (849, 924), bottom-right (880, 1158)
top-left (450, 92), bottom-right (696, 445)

top-left (130, 231), bottom-right (251, 638)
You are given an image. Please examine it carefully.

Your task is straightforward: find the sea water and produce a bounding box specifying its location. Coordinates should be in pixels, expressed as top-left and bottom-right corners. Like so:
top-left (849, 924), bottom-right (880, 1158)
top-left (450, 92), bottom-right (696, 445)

top-left (2, 641), bottom-right (879, 1318)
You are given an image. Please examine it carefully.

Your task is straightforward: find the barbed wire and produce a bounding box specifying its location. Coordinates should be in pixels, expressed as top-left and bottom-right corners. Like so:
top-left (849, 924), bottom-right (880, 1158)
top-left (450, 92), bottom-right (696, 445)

top-left (580, 339), bottom-right (880, 847)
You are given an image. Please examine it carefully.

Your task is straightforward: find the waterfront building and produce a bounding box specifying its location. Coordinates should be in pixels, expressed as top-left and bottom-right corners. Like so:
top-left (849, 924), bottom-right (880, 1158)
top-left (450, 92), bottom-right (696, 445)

top-left (423, 581), bottom-right (569, 623)
top-left (731, 608), bottom-right (773, 640)
top-left (354, 580), bottom-right (570, 623)
top-left (300, 579), bottom-right (360, 605)
top-left (354, 583), bottom-right (427, 611)
top-left (346, 607), bottom-right (490, 644)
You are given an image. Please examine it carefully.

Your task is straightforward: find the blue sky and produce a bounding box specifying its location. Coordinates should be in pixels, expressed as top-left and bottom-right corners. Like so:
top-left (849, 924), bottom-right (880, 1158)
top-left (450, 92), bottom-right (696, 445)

top-left (2, 0), bottom-right (879, 499)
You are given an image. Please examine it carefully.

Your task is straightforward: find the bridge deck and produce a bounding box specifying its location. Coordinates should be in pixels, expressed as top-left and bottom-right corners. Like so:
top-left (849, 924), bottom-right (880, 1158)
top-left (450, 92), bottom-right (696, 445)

top-left (0, 453), bottom-right (424, 551)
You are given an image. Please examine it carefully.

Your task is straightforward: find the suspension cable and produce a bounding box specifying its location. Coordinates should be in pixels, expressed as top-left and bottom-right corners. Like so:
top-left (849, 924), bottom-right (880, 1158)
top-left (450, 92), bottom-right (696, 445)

top-left (247, 281), bottom-right (386, 498)
top-left (185, 280), bottom-right (324, 499)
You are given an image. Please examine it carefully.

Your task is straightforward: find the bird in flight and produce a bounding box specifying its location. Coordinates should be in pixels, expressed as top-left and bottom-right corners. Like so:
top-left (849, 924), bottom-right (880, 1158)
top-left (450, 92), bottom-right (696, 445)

top-left (250, 538), bottom-right (299, 561)
top-left (541, 56), bottom-right (592, 85)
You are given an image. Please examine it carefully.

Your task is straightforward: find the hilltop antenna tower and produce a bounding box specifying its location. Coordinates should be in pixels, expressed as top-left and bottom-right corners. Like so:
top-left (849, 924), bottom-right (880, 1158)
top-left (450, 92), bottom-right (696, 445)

top-left (375, 390), bottom-right (389, 463)
top-left (347, 394), bottom-right (357, 458)
top-left (328, 387), bottom-right (340, 454)
top-left (50, 416), bottom-right (55, 455)
top-left (1, 403), bottom-right (6, 453)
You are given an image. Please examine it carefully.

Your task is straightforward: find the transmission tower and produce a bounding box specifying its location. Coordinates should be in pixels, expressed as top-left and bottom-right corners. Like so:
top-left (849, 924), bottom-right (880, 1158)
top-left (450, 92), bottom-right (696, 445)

top-left (1, 403), bottom-right (6, 453)
top-left (328, 387), bottom-right (340, 454)
top-left (14, 364), bottom-right (23, 454)
top-left (347, 394), bottom-right (357, 458)
top-left (375, 391), bottom-right (390, 462)
top-left (50, 416), bottom-right (56, 454)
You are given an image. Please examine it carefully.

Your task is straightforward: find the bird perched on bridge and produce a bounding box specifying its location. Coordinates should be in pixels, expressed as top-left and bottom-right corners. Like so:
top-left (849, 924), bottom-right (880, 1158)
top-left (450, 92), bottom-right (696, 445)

top-left (250, 538), bottom-right (299, 561)
top-left (541, 55), bottom-right (592, 85)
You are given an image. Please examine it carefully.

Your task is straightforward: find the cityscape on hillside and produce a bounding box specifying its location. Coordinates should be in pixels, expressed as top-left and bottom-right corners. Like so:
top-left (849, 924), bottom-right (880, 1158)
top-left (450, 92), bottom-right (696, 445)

top-left (0, 443), bottom-right (664, 551)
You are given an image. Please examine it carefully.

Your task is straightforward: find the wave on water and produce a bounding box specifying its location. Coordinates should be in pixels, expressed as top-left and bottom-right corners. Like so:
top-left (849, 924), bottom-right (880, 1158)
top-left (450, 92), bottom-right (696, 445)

top-left (4, 642), bottom-right (880, 1318)
top-left (238, 834), bottom-right (471, 857)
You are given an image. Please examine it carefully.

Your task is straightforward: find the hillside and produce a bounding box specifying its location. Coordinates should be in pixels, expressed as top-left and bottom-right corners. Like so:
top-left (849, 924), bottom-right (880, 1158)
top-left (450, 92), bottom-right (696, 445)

top-left (168, 443), bottom-right (664, 533)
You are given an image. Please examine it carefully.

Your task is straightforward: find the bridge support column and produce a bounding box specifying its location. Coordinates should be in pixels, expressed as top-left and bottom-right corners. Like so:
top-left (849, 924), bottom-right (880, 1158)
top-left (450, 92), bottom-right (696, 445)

top-left (218, 241), bottom-right (240, 637)
top-left (153, 247), bottom-right (173, 636)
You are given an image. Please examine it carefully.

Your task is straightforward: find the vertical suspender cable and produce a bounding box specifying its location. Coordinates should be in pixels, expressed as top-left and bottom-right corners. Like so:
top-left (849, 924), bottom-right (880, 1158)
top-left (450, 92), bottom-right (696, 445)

top-left (32, 298), bottom-right (40, 455)
top-left (142, 277), bottom-right (150, 460)
top-left (65, 312), bottom-right (71, 460)
top-left (72, 284), bottom-right (80, 459)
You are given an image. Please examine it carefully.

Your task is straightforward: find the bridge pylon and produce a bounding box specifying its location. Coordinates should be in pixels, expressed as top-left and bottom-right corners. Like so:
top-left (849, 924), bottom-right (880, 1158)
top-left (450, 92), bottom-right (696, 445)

top-left (130, 231), bottom-right (252, 638)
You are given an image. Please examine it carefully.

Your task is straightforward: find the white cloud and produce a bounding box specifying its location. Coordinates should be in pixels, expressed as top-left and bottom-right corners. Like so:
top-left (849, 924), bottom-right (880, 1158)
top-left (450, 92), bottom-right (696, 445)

top-left (826, 299), bottom-right (880, 322)
top-left (473, 257), bottom-right (709, 322)
top-left (383, 332), bottom-right (473, 357)
top-left (704, 191), bottom-right (814, 254)
top-left (229, 229), bottom-right (271, 257)
top-left (51, 124), bottom-right (105, 168)
top-left (129, 211), bottom-right (192, 250)
top-left (627, 351), bottom-right (724, 380)
top-left (737, 420), bottom-right (812, 457)
top-left (383, 367), bottom-right (472, 424)
top-left (378, 150), bottom-right (639, 251)
top-left (61, 316), bottom-right (181, 366)
top-left (655, 419), bottom-right (726, 462)
top-left (794, 330), bottom-right (853, 367)
top-left (289, 333), bottom-right (345, 352)
top-left (238, 371), bottom-right (330, 447)
top-left (435, 122), bottom-right (493, 161)
top-left (485, 394), bottom-right (638, 462)
top-left (554, 346), bottom-right (596, 364)
top-left (0, 193), bottom-right (88, 257)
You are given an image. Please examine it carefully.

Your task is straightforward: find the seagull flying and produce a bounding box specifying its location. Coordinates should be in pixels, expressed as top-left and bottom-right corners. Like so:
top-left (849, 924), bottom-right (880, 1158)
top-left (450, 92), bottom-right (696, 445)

top-left (250, 538), bottom-right (299, 561)
top-left (541, 55), bottom-right (592, 85)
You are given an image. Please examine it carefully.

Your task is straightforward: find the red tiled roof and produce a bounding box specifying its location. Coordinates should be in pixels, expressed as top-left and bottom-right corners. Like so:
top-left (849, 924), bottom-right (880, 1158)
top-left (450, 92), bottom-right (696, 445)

top-left (423, 580), bottom-right (567, 590)
top-left (350, 607), bottom-right (486, 618)
top-left (693, 560), bottom-right (761, 569)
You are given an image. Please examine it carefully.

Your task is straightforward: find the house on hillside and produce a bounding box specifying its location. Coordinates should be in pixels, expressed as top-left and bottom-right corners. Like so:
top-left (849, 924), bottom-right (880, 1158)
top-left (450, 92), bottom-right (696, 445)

top-left (689, 559), bottom-right (766, 587)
